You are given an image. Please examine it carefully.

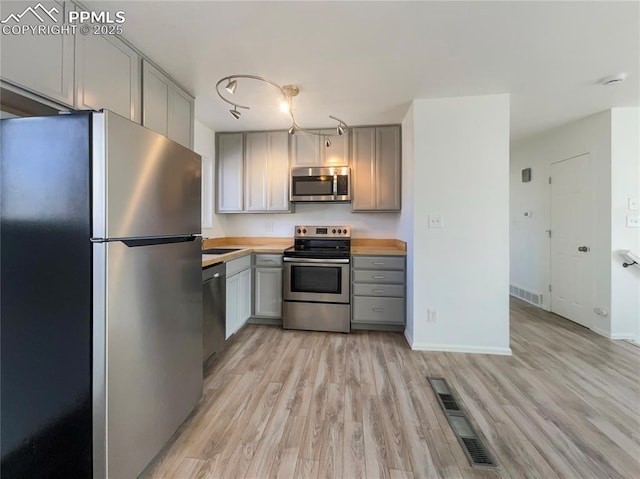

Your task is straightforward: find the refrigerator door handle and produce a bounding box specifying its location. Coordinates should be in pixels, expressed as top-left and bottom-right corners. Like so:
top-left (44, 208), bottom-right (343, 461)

top-left (122, 236), bottom-right (197, 247)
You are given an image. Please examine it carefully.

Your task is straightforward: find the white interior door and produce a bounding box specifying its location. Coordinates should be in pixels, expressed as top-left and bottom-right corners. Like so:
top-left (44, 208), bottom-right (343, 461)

top-left (550, 153), bottom-right (592, 328)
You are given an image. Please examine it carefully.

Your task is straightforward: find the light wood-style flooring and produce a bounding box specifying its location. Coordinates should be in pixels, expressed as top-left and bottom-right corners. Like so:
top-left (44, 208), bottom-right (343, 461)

top-left (142, 298), bottom-right (640, 478)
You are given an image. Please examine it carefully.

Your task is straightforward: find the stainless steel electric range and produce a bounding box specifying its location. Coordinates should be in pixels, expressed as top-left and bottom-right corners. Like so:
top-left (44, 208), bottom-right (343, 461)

top-left (282, 225), bottom-right (351, 333)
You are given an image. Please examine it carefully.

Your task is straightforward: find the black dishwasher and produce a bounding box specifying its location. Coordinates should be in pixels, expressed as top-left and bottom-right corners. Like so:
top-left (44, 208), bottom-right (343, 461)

top-left (202, 262), bottom-right (226, 363)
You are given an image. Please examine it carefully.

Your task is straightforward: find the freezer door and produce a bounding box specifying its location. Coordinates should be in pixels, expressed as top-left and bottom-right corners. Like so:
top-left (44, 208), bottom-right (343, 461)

top-left (92, 238), bottom-right (203, 479)
top-left (92, 111), bottom-right (201, 239)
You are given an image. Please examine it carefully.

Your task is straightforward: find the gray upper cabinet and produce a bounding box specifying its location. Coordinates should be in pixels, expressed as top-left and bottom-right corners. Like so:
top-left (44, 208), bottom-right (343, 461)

top-left (142, 60), bottom-right (194, 149)
top-left (76, 32), bottom-right (140, 122)
top-left (0, 1), bottom-right (74, 106)
top-left (219, 131), bottom-right (290, 213)
top-left (351, 125), bottom-right (401, 212)
top-left (290, 129), bottom-right (349, 167)
top-left (216, 133), bottom-right (244, 212)
top-left (290, 132), bottom-right (320, 167)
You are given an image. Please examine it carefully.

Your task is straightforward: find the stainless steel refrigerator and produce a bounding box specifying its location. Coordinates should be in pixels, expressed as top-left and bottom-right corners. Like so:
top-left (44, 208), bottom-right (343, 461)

top-left (1, 110), bottom-right (203, 479)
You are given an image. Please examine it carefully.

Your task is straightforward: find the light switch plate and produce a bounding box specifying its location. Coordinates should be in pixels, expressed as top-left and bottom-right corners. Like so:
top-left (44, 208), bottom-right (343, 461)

top-left (626, 215), bottom-right (640, 228)
top-left (629, 198), bottom-right (639, 211)
top-left (428, 214), bottom-right (443, 228)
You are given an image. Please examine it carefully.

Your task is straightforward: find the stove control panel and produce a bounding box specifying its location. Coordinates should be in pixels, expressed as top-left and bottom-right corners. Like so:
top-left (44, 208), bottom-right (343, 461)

top-left (294, 225), bottom-right (351, 238)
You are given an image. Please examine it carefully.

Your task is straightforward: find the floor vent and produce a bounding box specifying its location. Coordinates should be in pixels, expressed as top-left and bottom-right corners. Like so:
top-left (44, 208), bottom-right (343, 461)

top-left (509, 284), bottom-right (541, 306)
top-left (428, 377), bottom-right (497, 468)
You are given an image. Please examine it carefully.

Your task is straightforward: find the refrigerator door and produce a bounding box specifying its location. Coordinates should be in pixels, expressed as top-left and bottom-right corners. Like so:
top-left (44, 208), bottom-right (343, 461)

top-left (1, 113), bottom-right (93, 478)
top-left (92, 111), bottom-right (201, 240)
top-left (93, 237), bottom-right (203, 479)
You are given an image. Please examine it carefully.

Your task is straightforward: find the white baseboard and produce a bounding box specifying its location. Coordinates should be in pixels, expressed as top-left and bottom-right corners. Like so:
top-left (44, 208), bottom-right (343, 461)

top-left (590, 326), bottom-right (638, 342)
top-left (408, 341), bottom-right (512, 356)
top-left (610, 333), bottom-right (639, 341)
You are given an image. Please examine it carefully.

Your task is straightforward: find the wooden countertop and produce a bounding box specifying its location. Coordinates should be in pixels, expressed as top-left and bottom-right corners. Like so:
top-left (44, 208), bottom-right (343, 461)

top-left (350, 246), bottom-right (406, 256)
top-left (202, 241), bottom-right (292, 268)
top-left (351, 238), bottom-right (407, 256)
top-left (202, 237), bottom-right (406, 268)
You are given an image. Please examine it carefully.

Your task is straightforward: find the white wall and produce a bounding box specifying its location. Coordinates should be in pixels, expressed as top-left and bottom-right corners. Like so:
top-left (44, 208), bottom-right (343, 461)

top-left (610, 108), bottom-right (640, 339)
top-left (221, 204), bottom-right (399, 238)
top-left (510, 108), bottom-right (639, 340)
top-left (403, 94), bottom-right (511, 355)
top-left (193, 120), bottom-right (226, 238)
top-left (399, 103), bottom-right (415, 344)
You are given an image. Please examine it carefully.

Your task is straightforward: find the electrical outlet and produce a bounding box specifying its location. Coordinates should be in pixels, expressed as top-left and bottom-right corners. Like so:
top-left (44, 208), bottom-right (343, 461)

top-left (427, 309), bottom-right (438, 322)
top-left (428, 215), bottom-right (443, 228)
top-left (264, 221), bottom-right (274, 232)
top-left (626, 215), bottom-right (640, 228)
top-left (629, 198), bottom-right (639, 211)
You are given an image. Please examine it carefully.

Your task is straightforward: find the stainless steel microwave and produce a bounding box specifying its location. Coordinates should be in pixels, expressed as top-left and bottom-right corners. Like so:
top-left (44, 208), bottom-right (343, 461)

top-left (290, 167), bottom-right (350, 202)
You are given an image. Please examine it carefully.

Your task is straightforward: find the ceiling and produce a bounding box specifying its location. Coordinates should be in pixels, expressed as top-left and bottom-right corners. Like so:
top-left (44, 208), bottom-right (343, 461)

top-left (92, 1), bottom-right (639, 141)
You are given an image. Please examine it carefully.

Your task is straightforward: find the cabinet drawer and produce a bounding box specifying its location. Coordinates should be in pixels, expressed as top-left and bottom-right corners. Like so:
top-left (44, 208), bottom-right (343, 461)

top-left (227, 254), bottom-right (251, 276)
top-left (352, 255), bottom-right (405, 270)
top-left (352, 297), bottom-right (405, 324)
top-left (353, 284), bottom-right (405, 298)
top-left (254, 254), bottom-right (283, 267)
top-left (352, 270), bottom-right (405, 284)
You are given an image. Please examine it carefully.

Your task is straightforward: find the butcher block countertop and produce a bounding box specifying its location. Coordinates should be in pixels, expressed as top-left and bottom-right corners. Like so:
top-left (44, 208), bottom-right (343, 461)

top-left (350, 238), bottom-right (407, 256)
top-left (202, 237), bottom-right (406, 268)
top-left (202, 237), bottom-right (292, 268)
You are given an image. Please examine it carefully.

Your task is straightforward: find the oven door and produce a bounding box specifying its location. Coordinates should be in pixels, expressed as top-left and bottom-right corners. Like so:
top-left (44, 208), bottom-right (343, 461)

top-left (283, 258), bottom-right (350, 303)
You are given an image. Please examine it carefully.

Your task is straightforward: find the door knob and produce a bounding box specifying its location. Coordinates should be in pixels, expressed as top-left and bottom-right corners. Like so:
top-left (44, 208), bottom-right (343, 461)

top-left (578, 246), bottom-right (589, 252)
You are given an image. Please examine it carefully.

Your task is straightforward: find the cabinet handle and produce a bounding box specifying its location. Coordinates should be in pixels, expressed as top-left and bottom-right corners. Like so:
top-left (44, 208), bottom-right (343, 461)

top-left (372, 307), bottom-right (385, 312)
top-left (372, 289), bottom-right (385, 293)
top-left (373, 275), bottom-right (385, 279)
top-left (372, 262), bottom-right (385, 265)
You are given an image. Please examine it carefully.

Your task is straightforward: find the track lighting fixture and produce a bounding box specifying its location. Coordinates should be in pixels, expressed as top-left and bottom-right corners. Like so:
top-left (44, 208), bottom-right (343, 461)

top-left (216, 75), bottom-right (348, 147)
top-left (225, 79), bottom-right (237, 94)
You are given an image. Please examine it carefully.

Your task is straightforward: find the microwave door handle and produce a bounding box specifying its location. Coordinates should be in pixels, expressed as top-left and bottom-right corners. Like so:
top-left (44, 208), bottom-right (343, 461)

top-left (333, 174), bottom-right (338, 199)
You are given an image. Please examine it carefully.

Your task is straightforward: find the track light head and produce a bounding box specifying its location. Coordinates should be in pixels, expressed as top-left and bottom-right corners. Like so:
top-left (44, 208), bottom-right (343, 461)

top-left (230, 108), bottom-right (241, 119)
top-left (288, 125), bottom-right (296, 135)
top-left (337, 125), bottom-right (345, 136)
top-left (325, 138), bottom-right (332, 147)
top-left (225, 80), bottom-right (237, 94)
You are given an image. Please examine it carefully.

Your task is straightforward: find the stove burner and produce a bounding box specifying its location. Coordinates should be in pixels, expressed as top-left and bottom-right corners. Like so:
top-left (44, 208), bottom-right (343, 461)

top-left (284, 225), bottom-right (352, 260)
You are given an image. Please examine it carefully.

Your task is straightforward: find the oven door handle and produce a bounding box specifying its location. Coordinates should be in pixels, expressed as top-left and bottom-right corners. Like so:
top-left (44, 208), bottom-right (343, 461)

top-left (283, 257), bottom-right (350, 264)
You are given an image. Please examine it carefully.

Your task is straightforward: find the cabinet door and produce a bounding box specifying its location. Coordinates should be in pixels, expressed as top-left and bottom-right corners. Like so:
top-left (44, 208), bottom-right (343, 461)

top-left (141, 60), bottom-right (169, 136)
top-left (237, 269), bottom-right (252, 326)
top-left (168, 87), bottom-right (194, 149)
top-left (244, 132), bottom-right (268, 211)
top-left (76, 33), bottom-right (140, 122)
top-left (0, 1), bottom-right (74, 106)
top-left (375, 126), bottom-right (401, 211)
top-left (217, 133), bottom-right (244, 212)
top-left (320, 129), bottom-right (349, 166)
top-left (351, 127), bottom-right (376, 211)
top-left (254, 268), bottom-right (282, 317)
top-left (290, 132), bottom-right (319, 166)
top-left (225, 274), bottom-right (239, 339)
top-left (266, 131), bottom-right (290, 211)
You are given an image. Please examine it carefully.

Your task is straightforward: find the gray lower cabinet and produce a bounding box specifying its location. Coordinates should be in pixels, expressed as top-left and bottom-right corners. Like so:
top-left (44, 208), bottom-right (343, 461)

top-left (253, 254), bottom-right (283, 320)
top-left (225, 255), bottom-right (252, 338)
top-left (352, 254), bottom-right (406, 330)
